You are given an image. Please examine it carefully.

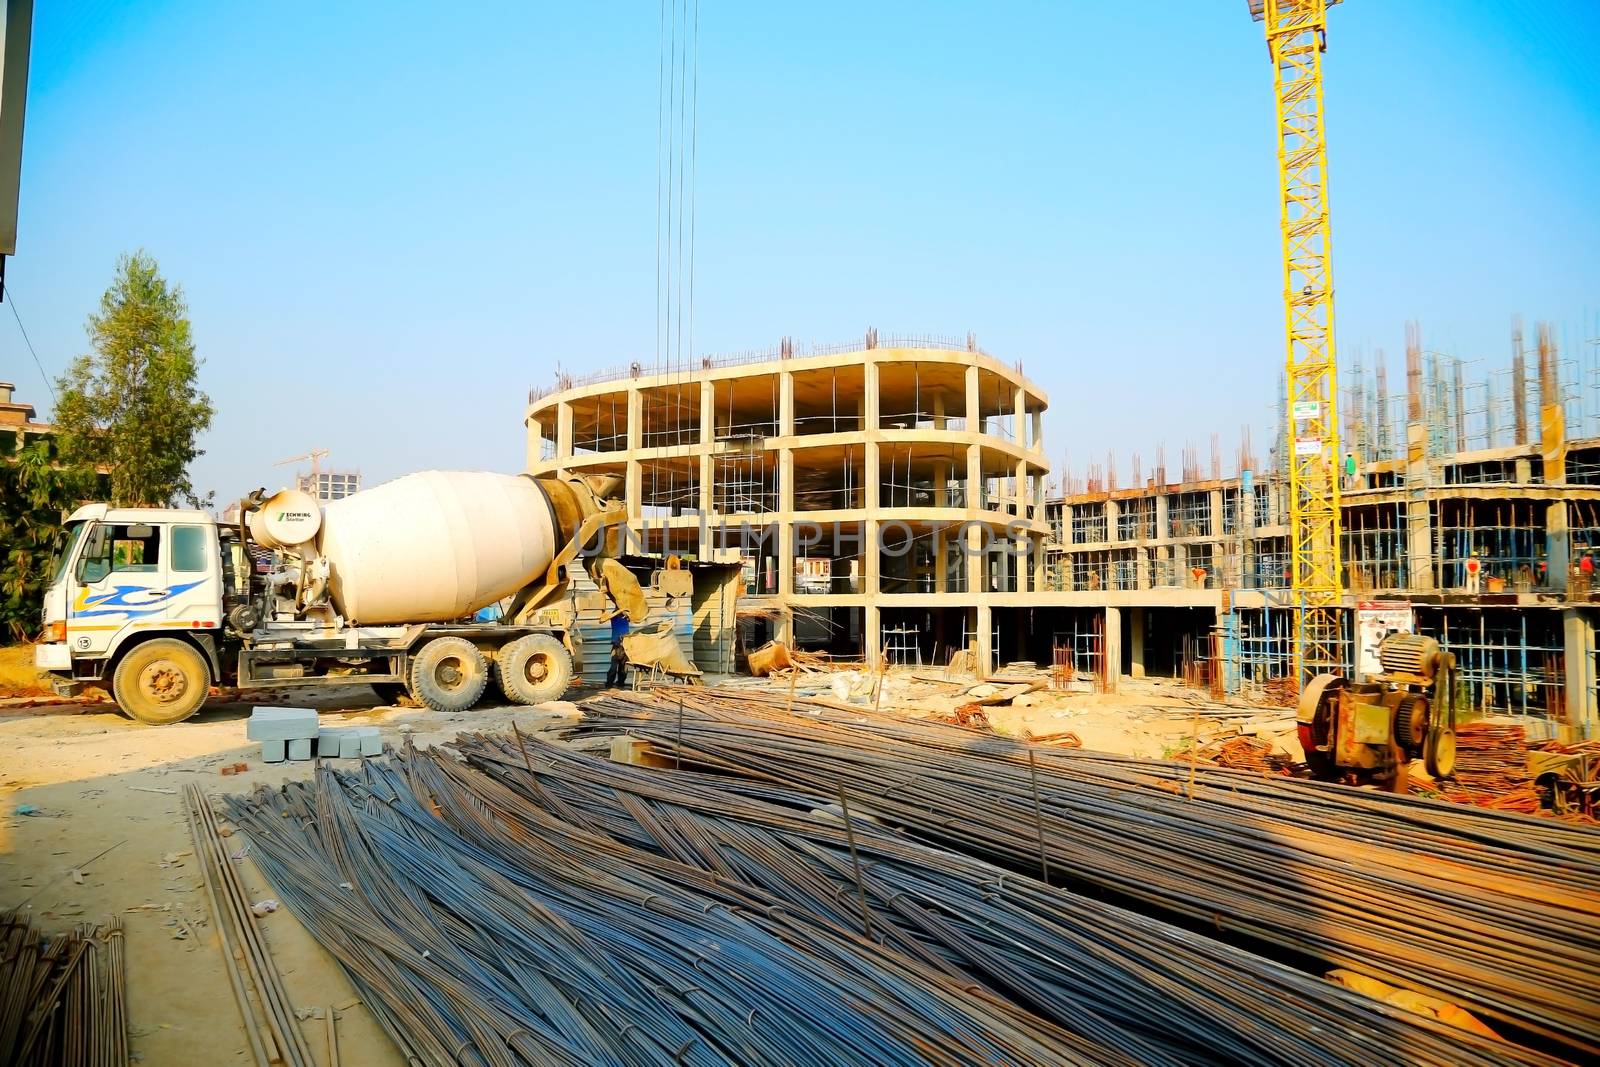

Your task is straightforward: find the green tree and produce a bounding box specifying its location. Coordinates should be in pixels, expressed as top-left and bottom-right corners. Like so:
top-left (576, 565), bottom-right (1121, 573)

top-left (54, 250), bottom-right (215, 507)
top-left (0, 440), bottom-right (95, 641)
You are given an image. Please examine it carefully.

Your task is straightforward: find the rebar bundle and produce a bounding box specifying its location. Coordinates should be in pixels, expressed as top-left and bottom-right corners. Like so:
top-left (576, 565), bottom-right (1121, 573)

top-left (577, 688), bottom-right (1600, 1060)
top-left (228, 761), bottom-right (1120, 1067)
top-left (452, 730), bottom-right (1560, 1067)
top-left (0, 911), bottom-right (127, 1067)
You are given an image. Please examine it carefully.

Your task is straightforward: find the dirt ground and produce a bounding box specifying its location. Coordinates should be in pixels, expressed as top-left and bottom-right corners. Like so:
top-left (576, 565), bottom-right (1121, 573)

top-left (0, 681), bottom-right (586, 1067)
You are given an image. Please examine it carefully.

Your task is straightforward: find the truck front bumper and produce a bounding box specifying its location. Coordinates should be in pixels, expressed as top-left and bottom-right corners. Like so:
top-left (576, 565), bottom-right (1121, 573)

top-left (34, 642), bottom-right (71, 672)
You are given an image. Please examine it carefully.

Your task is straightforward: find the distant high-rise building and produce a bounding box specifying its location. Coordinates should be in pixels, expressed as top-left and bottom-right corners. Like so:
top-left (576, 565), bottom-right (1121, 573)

top-left (299, 469), bottom-right (360, 502)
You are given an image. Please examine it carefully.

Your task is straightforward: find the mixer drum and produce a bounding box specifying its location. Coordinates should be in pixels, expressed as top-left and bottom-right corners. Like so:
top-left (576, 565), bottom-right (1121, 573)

top-left (318, 471), bottom-right (562, 624)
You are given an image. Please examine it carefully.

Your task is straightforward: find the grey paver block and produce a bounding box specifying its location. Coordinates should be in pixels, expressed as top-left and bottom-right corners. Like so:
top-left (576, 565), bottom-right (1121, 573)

top-left (261, 738), bottom-right (286, 763)
top-left (247, 707), bottom-right (319, 742)
top-left (287, 738), bottom-right (312, 761)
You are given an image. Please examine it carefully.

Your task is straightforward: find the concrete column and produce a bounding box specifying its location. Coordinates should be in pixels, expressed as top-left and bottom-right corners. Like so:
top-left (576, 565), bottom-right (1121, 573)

top-left (779, 449), bottom-right (795, 596)
top-left (524, 416), bottom-right (541, 471)
top-left (629, 388), bottom-right (645, 450)
top-left (1208, 488), bottom-right (1224, 539)
top-left (1105, 499), bottom-right (1120, 544)
top-left (932, 392), bottom-right (946, 430)
top-left (1013, 383), bottom-right (1026, 448)
top-left (779, 371), bottom-right (795, 437)
top-left (1031, 410), bottom-right (1043, 456)
top-left (965, 364), bottom-right (980, 435)
top-left (1405, 422), bottom-right (1434, 592)
top-left (625, 388), bottom-right (644, 521)
top-left (864, 360), bottom-right (881, 433)
top-left (698, 381), bottom-right (714, 445)
top-left (975, 602), bottom-right (993, 677)
top-left (864, 362), bottom-right (882, 514)
top-left (1563, 609), bottom-right (1596, 734)
top-left (1155, 493), bottom-right (1170, 542)
top-left (1548, 501), bottom-right (1571, 595)
top-left (1129, 606), bottom-right (1146, 678)
top-left (965, 520), bottom-right (985, 595)
top-left (556, 401), bottom-right (574, 460)
top-left (626, 460), bottom-right (643, 521)
top-left (1032, 533), bottom-right (1046, 592)
top-left (967, 443), bottom-right (983, 512)
top-left (1103, 606), bottom-right (1121, 692)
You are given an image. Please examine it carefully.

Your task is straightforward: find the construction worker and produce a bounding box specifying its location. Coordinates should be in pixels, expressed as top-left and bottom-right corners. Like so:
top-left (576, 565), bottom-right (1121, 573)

top-left (1464, 550), bottom-right (1482, 594)
top-left (1343, 452), bottom-right (1357, 490)
top-left (1581, 551), bottom-right (1595, 595)
top-left (603, 607), bottom-right (631, 688)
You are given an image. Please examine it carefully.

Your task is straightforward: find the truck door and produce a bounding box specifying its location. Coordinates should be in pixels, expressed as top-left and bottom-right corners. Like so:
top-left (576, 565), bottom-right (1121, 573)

top-left (69, 522), bottom-right (213, 659)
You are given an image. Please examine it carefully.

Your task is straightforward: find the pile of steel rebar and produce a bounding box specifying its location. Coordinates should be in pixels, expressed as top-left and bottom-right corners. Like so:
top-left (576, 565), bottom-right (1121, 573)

top-left (0, 911), bottom-right (127, 1067)
top-left (453, 731), bottom-right (1562, 1066)
top-left (228, 760), bottom-right (1120, 1067)
top-left (577, 687), bottom-right (1600, 1060)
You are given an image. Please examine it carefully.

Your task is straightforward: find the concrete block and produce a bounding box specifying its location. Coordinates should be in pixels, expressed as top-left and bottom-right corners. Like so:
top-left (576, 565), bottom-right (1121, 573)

top-left (260, 739), bottom-right (286, 764)
top-left (287, 737), bottom-right (313, 761)
top-left (317, 729), bottom-right (348, 758)
top-left (337, 733), bottom-right (362, 759)
top-left (356, 726), bottom-right (382, 757)
top-left (247, 707), bottom-right (319, 742)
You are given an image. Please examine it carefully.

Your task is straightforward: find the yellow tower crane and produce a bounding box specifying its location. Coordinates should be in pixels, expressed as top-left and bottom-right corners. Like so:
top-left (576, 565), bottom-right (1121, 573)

top-left (1250, 0), bottom-right (1344, 682)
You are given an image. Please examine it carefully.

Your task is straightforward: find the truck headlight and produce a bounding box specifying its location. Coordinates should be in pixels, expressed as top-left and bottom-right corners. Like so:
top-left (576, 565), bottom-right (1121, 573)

top-left (45, 621), bottom-right (65, 643)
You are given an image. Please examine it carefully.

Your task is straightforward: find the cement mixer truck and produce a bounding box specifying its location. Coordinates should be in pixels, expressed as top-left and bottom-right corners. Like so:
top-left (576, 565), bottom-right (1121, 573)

top-left (33, 470), bottom-right (637, 724)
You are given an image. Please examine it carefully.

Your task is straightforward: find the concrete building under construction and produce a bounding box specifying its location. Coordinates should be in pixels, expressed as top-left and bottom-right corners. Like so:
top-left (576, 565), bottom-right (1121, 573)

top-left (1045, 321), bottom-right (1600, 734)
top-left (525, 334), bottom-right (1050, 668)
top-left (526, 320), bottom-right (1600, 737)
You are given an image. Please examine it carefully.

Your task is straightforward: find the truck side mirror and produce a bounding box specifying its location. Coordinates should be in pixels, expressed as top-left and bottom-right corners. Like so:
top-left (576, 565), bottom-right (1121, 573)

top-left (76, 525), bottom-right (110, 584)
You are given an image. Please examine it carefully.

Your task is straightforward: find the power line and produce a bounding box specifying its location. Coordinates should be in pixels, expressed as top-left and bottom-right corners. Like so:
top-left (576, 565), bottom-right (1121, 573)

top-left (6, 286), bottom-right (57, 406)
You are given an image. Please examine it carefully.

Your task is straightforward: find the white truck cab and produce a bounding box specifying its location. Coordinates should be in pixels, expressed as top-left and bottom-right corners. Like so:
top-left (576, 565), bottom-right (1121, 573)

top-left (37, 504), bottom-right (230, 723)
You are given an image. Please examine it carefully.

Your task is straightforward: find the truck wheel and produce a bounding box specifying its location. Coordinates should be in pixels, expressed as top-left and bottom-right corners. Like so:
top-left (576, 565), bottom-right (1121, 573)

top-left (408, 637), bottom-right (489, 712)
top-left (495, 634), bottom-right (572, 705)
top-left (112, 638), bottom-right (212, 726)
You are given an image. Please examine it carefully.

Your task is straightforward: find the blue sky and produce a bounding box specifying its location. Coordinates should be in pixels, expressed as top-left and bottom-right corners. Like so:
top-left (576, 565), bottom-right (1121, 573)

top-left (6, 1), bottom-right (1598, 501)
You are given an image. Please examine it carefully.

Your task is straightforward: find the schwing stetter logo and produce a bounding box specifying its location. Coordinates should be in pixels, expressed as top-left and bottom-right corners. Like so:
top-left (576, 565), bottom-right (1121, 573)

top-left (72, 580), bottom-right (209, 619)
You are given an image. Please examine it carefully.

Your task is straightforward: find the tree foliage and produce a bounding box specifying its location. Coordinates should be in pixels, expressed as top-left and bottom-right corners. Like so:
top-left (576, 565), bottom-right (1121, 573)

top-left (0, 440), bottom-right (96, 641)
top-left (54, 250), bottom-right (215, 508)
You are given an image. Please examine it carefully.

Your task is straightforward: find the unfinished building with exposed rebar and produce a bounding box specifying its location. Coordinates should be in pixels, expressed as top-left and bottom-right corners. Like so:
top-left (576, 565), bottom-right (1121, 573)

top-left (1043, 321), bottom-right (1600, 737)
top-left (526, 333), bottom-right (1051, 668)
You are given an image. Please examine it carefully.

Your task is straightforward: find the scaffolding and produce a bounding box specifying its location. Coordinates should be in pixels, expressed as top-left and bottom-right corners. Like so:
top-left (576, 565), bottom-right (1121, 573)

top-left (882, 625), bottom-right (923, 667)
top-left (1416, 608), bottom-right (1566, 718)
top-left (1116, 497), bottom-right (1155, 541)
top-left (1432, 499), bottom-right (1545, 592)
top-left (1070, 502), bottom-right (1107, 544)
top-left (1168, 491), bottom-right (1211, 538)
top-left (1051, 613), bottom-right (1106, 691)
top-left (714, 450), bottom-right (777, 515)
top-left (1343, 502), bottom-right (1408, 593)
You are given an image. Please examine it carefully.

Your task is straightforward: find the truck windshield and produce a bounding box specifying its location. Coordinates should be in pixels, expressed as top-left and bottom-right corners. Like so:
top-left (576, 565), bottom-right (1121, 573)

top-left (51, 521), bottom-right (87, 585)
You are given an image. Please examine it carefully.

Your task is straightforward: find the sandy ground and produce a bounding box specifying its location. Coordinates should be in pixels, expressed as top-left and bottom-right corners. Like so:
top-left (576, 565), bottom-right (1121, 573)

top-left (0, 683), bottom-right (590, 1067)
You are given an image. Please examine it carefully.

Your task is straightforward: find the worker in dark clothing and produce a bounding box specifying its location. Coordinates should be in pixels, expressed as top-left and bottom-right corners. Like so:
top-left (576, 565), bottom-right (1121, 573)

top-left (604, 608), bottom-right (631, 688)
